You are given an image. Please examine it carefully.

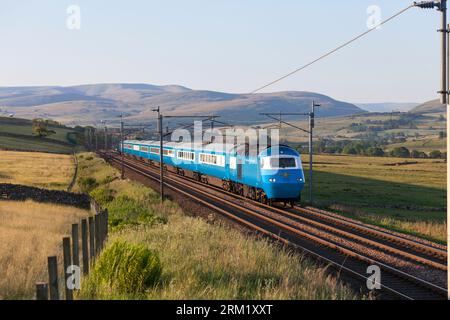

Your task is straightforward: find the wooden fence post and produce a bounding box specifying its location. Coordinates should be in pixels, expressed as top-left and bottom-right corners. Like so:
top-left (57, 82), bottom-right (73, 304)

top-left (62, 237), bottom-right (73, 300)
top-left (81, 219), bottom-right (89, 274)
top-left (47, 256), bottom-right (59, 300)
top-left (94, 214), bottom-right (101, 254)
top-left (88, 216), bottom-right (95, 259)
top-left (36, 282), bottom-right (48, 300)
top-left (71, 223), bottom-right (79, 268)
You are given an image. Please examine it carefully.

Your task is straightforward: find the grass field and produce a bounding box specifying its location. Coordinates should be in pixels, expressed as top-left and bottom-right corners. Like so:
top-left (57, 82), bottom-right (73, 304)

top-left (76, 152), bottom-right (360, 300)
top-left (0, 150), bottom-right (75, 190)
top-left (0, 116), bottom-right (81, 154)
top-left (0, 200), bottom-right (89, 299)
top-left (302, 154), bottom-right (446, 243)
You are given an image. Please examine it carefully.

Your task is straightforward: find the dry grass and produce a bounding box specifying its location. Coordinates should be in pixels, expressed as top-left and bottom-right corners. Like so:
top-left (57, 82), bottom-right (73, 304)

top-left (0, 150), bottom-right (75, 190)
top-left (0, 200), bottom-right (89, 299)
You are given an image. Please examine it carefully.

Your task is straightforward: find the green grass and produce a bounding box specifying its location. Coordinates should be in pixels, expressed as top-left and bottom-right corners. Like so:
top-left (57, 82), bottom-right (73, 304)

top-left (0, 135), bottom-right (74, 153)
top-left (75, 152), bottom-right (360, 300)
top-left (302, 154), bottom-right (446, 243)
top-left (0, 116), bottom-right (83, 154)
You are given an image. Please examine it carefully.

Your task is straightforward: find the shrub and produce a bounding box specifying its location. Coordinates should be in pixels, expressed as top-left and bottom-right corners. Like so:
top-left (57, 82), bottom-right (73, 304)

top-left (429, 150), bottom-right (444, 159)
top-left (85, 156), bottom-right (94, 161)
top-left (90, 187), bottom-right (114, 207)
top-left (390, 147), bottom-right (410, 158)
top-left (78, 177), bottom-right (98, 193)
top-left (101, 175), bottom-right (115, 184)
top-left (88, 241), bottom-right (162, 294)
top-left (107, 195), bottom-right (156, 229)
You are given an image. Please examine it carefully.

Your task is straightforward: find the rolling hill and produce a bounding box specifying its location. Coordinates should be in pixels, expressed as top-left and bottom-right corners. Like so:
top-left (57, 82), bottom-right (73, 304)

top-left (409, 99), bottom-right (445, 114)
top-left (0, 84), bottom-right (364, 125)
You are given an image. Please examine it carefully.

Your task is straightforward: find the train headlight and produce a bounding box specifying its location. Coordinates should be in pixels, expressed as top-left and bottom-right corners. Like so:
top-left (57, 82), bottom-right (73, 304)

top-left (268, 178), bottom-right (276, 182)
top-left (297, 178), bottom-right (303, 182)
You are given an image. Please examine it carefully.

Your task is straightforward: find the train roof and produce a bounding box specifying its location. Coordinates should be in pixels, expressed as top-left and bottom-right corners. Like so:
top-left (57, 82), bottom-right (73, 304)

top-left (124, 139), bottom-right (298, 156)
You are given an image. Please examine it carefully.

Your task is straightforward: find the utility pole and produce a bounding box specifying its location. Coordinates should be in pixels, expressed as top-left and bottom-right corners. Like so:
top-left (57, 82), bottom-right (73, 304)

top-left (415, 0), bottom-right (449, 299)
top-left (309, 101), bottom-right (320, 204)
top-left (152, 107), bottom-right (164, 203)
top-left (104, 124), bottom-right (108, 150)
top-left (120, 114), bottom-right (124, 179)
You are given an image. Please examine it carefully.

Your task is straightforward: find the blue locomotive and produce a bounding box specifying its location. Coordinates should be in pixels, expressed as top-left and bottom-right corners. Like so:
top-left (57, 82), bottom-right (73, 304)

top-left (122, 140), bottom-right (305, 206)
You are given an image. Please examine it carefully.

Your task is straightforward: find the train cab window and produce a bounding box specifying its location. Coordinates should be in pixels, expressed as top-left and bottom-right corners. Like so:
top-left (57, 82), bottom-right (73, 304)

top-left (271, 157), bottom-right (296, 168)
top-left (261, 156), bottom-right (297, 169)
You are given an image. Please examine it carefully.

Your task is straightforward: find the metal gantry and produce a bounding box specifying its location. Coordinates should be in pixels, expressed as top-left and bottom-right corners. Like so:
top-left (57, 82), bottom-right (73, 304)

top-left (261, 100), bottom-right (320, 204)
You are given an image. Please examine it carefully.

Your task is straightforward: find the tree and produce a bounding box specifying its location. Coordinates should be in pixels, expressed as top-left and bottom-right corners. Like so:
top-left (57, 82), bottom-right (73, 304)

top-left (411, 150), bottom-right (428, 159)
top-left (365, 147), bottom-right (384, 157)
top-left (429, 150), bottom-right (443, 159)
top-left (32, 118), bottom-right (56, 138)
top-left (390, 147), bottom-right (410, 158)
top-left (342, 145), bottom-right (358, 155)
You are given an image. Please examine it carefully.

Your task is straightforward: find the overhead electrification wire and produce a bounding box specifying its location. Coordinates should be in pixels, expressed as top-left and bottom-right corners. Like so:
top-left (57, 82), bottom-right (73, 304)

top-left (250, 4), bottom-right (414, 94)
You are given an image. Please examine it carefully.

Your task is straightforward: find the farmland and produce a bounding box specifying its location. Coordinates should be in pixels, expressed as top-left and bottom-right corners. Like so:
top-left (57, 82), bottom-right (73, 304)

top-left (0, 150), bottom-right (75, 190)
top-left (0, 200), bottom-right (89, 299)
top-left (302, 154), bottom-right (446, 242)
top-left (0, 116), bottom-right (82, 154)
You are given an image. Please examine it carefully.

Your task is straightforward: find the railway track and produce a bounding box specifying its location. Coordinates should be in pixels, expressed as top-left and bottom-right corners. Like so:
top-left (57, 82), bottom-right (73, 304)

top-left (100, 151), bottom-right (447, 300)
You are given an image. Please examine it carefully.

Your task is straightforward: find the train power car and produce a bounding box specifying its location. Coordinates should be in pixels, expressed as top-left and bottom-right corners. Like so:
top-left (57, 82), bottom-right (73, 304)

top-left (122, 140), bottom-right (305, 206)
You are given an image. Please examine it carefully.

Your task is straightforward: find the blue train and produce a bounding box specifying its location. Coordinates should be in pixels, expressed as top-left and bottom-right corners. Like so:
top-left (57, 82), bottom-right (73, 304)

top-left (122, 140), bottom-right (305, 206)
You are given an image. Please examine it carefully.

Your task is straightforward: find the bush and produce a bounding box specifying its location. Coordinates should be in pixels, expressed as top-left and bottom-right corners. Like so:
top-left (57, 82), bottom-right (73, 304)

top-left (85, 156), bottom-right (94, 161)
top-left (390, 147), bottom-right (410, 158)
top-left (78, 177), bottom-right (98, 193)
top-left (429, 150), bottom-right (444, 159)
top-left (101, 175), bottom-right (115, 184)
top-left (88, 241), bottom-right (162, 294)
top-left (90, 187), bottom-right (114, 207)
top-left (107, 195), bottom-right (156, 229)
top-left (365, 147), bottom-right (384, 157)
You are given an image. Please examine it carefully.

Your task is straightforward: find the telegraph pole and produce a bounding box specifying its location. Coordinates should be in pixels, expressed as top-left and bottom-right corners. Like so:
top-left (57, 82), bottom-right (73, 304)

top-left (416, 0), bottom-right (449, 299)
top-left (120, 114), bottom-right (124, 179)
top-left (152, 107), bottom-right (164, 203)
top-left (309, 101), bottom-right (320, 204)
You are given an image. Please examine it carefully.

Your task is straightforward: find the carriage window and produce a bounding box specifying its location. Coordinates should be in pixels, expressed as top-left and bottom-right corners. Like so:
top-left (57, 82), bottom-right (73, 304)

top-left (163, 149), bottom-right (174, 157)
top-left (140, 146), bottom-right (149, 152)
top-left (177, 151), bottom-right (195, 161)
top-left (150, 147), bottom-right (160, 154)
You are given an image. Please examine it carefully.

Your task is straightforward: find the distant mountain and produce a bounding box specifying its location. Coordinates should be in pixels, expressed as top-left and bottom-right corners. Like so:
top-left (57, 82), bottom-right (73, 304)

top-left (409, 99), bottom-right (445, 114)
top-left (355, 102), bottom-right (419, 113)
top-left (0, 84), bottom-right (364, 125)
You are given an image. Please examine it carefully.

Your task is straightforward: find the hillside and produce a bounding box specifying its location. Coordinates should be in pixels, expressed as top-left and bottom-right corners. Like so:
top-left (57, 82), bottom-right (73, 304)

top-left (0, 84), bottom-right (363, 125)
top-left (0, 116), bottom-right (82, 154)
top-left (355, 102), bottom-right (418, 113)
top-left (410, 99), bottom-right (445, 114)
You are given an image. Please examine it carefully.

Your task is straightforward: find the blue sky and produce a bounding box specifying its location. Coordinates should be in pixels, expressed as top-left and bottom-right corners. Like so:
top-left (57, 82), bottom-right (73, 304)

top-left (0, 0), bottom-right (442, 103)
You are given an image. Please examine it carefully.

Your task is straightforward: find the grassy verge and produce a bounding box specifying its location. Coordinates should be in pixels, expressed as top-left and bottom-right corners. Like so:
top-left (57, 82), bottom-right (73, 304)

top-left (0, 150), bottom-right (76, 190)
top-left (301, 154), bottom-right (446, 243)
top-left (76, 152), bottom-right (360, 300)
top-left (0, 200), bottom-right (89, 299)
